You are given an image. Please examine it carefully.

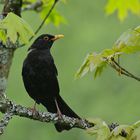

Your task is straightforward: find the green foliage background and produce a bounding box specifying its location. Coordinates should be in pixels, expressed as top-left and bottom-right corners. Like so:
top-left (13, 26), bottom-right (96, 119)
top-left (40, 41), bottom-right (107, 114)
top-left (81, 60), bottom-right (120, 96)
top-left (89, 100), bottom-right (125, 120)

top-left (1, 0), bottom-right (140, 140)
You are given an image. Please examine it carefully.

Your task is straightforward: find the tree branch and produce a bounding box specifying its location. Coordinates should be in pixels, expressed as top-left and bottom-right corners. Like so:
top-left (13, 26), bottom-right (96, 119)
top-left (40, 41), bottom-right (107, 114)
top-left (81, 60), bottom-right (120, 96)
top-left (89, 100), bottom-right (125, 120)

top-left (0, 0), bottom-right (22, 135)
top-left (0, 97), bottom-right (94, 135)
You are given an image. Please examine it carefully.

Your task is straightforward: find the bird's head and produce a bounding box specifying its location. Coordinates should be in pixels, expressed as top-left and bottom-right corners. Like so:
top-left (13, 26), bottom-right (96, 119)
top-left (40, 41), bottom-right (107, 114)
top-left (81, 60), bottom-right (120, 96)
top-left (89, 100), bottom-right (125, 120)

top-left (28, 34), bottom-right (64, 51)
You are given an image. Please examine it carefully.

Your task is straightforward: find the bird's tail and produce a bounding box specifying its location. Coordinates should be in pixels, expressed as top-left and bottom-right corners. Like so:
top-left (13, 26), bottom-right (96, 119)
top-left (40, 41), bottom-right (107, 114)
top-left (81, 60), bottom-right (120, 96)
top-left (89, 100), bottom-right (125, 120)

top-left (41, 95), bottom-right (80, 132)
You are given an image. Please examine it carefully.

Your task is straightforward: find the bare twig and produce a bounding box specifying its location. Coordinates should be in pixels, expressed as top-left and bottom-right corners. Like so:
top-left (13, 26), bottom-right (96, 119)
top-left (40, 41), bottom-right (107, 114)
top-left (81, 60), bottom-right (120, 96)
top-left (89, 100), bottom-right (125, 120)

top-left (109, 61), bottom-right (131, 77)
top-left (112, 58), bottom-right (140, 81)
top-left (106, 57), bottom-right (140, 81)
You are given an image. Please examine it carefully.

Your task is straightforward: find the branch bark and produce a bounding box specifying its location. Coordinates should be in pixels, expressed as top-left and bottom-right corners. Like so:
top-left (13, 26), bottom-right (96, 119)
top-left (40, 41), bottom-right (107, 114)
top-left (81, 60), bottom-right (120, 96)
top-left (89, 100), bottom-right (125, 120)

top-left (0, 111), bottom-right (14, 134)
top-left (0, 98), bottom-right (93, 134)
top-left (0, 0), bottom-right (22, 98)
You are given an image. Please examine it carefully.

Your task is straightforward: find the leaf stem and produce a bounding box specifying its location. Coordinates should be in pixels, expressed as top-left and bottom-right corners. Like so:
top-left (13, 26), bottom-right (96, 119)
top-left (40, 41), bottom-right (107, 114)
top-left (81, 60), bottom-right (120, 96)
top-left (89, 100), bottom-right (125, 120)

top-left (108, 57), bottom-right (140, 81)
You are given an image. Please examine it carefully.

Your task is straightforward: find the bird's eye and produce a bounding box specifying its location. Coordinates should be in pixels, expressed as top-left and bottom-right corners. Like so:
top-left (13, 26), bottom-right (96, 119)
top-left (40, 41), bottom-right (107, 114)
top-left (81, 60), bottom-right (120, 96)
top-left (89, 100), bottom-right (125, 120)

top-left (44, 36), bottom-right (49, 40)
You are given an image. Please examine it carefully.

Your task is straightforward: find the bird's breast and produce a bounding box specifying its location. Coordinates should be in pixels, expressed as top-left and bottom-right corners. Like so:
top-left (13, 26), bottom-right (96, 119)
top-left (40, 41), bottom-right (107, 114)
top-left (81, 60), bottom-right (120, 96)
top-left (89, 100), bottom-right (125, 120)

top-left (22, 49), bottom-right (59, 95)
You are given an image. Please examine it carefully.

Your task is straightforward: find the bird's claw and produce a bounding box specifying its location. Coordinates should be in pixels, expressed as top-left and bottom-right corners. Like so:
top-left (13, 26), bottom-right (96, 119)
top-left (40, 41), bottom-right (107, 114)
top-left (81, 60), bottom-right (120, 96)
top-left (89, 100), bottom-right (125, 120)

top-left (57, 111), bottom-right (63, 119)
top-left (28, 107), bottom-right (37, 115)
top-left (28, 102), bottom-right (37, 115)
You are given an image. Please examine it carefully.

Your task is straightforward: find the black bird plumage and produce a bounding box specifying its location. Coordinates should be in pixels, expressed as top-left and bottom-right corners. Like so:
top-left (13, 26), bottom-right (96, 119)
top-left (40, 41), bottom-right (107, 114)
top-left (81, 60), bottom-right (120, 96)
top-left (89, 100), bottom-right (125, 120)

top-left (22, 34), bottom-right (80, 132)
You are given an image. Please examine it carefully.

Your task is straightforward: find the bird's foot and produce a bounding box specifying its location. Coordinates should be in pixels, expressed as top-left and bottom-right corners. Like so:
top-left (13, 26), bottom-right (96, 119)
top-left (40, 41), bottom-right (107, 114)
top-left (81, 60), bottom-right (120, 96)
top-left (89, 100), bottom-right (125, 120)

top-left (28, 102), bottom-right (37, 115)
top-left (28, 107), bottom-right (37, 115)
top-left (57, 109), bottom-right (63, 119)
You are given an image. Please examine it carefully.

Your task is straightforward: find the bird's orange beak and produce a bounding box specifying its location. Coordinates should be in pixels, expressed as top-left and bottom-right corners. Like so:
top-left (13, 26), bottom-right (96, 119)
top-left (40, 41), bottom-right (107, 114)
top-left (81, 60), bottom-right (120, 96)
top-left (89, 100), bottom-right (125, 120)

top-left (51, 34), bottom-right (64, 41)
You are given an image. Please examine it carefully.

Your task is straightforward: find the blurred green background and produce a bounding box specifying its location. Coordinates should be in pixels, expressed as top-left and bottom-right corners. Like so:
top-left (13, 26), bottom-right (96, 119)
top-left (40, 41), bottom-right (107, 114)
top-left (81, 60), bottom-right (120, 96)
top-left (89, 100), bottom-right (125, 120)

top-left (1, 0), bottom-right (140, 140)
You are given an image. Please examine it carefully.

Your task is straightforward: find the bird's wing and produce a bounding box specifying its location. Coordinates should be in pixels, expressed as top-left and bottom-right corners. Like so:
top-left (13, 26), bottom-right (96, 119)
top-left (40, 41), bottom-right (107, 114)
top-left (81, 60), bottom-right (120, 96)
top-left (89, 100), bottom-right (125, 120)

top-left (22, 52), bottom-right (60, 103)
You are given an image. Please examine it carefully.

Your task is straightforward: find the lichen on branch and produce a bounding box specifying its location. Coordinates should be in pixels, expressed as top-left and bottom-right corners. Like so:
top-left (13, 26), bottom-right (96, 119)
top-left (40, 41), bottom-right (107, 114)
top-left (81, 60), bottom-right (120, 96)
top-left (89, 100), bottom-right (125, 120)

top-left (0, 97), bottom-right (93, 135)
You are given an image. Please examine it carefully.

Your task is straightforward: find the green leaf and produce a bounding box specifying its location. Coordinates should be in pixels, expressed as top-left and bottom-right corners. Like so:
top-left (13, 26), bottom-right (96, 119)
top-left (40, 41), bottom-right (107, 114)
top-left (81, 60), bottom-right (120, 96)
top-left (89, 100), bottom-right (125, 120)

top-left (0, 29), bottom-right (6, 44)
top-left (46, 9), bottom-right (66, 26)
top-left (130, 127), bottom-right (140, 140)
top-left (105, 0), bottom-right (140, 21)
top-left (133, 120), bottom-right (140, 128)
top-left (40, 5), bottom-right (66, 26)
top-left (75, 53), bottom-right (106, 79)
top-left (24, 0), bottom-right (66, 27)
top-left (75, 54), bottom-right (91, 78)
top-left (85, 119), bottom-right (140, 140)
top-left (76, 25), bottom-right (140, 79)
top-left (130, 121), bottom-right (140, 140)
top-left (94, 62), bottom-right (106, 79)
top-left (87, 118), bottom-right (110, 140)
top-left (0, 12), bottom-right (34, 44)
top-left (110, 125), bottom-right (133, 139)
top-left (113, 27), bottom-right (140, 54)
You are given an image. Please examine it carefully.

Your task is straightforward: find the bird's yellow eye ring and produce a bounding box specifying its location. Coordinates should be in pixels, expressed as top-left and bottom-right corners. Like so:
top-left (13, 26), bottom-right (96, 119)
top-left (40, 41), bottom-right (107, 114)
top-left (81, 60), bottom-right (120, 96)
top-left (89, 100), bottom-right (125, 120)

top-left (44, 36), bottom-right (49, 40)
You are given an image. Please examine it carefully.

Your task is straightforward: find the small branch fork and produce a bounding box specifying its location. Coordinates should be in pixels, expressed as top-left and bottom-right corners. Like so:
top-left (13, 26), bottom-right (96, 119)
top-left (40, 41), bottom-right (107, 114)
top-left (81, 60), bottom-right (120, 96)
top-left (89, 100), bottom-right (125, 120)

top-left (0, 97), bottom-right (94, 135)
top-left (105, 57), bottom-right (140, 81)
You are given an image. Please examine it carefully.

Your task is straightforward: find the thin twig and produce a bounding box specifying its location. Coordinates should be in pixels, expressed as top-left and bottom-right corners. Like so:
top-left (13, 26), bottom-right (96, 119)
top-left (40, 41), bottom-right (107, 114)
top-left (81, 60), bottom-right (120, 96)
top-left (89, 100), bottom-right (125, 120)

top-left (112, 58), bottom-right (140, 81)
top-left (112, 59), bottom-right (135, 77)
top-left (21, 0), bottom-right (59, 47)
top-left (109, 61), bottom-right (134, 78)
top-left (106, 57), bottom-right (140, 81)
top-left (30, 0), bottom-right (59, 41)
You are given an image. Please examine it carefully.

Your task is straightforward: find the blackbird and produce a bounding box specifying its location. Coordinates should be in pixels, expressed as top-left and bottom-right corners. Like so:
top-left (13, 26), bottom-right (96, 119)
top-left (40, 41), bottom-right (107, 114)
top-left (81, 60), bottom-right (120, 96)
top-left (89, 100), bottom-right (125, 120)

top-left (22, 34), bottom-right (80, 132)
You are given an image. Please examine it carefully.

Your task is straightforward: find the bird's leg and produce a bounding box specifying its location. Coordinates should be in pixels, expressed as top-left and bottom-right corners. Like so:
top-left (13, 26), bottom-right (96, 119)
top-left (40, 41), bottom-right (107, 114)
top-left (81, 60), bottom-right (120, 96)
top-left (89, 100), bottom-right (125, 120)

top-left (33, 101), bottom-right (37, 112)
top-left (54, 99), bottom-right (63, 119)
top-left (29, 102), bottom-right (37, 115)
